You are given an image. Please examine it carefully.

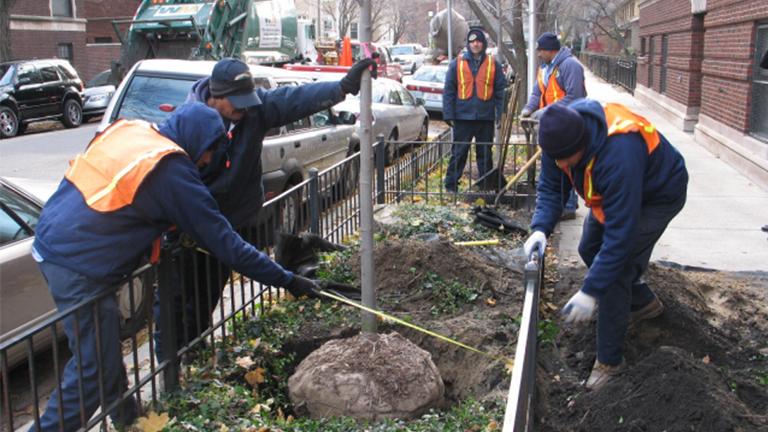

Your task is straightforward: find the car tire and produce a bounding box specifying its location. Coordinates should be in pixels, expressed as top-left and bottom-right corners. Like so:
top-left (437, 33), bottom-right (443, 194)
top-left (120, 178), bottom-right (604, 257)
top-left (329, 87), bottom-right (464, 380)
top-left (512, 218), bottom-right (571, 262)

top-left (61, 99), bottom-right (82, 129)
top-left (278, 182), bottom-right (308, 234)
top-left (0, 106), bottom-right (19, 138)
top-left (340, 147), bottom-right (361, 198)
top-left (117, 273), bottom-right (155, 340)
top-left (417, 119), bottom-right (429, 142)
top-left (385, 129), bottom-right (399, 165)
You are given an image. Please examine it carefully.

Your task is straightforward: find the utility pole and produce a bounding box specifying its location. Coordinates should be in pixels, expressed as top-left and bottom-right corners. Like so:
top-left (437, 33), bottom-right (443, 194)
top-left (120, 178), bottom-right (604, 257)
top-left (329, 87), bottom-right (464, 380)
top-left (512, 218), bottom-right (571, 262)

top-left (358, 0), bottom-right (376, 334)
top-left (317, 0), bottom-right (321, 40)
top-left (527, 0), bottom-right (537, 96)
top-left (447, 0), bottom-right (453, 61)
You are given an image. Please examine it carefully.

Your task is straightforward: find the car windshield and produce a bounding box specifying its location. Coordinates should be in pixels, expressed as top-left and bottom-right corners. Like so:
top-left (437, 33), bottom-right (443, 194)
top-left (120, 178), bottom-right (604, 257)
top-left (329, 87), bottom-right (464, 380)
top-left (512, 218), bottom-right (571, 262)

top-left (412, 67), bottom-right (447, 83)
top-left (87, 70), bottom-right (111, 88)
top-left (390, 46), bottom-right (415, 55)
top-left (0, 64), bottom-right (16, 86)
top-left (115, 75), bottom-right (196, 124)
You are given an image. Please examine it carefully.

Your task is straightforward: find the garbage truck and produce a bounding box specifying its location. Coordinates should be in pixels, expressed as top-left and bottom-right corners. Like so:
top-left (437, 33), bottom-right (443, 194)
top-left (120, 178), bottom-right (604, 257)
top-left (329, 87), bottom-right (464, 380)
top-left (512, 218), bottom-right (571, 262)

top-left (112, 0), bottom-right (316, 79)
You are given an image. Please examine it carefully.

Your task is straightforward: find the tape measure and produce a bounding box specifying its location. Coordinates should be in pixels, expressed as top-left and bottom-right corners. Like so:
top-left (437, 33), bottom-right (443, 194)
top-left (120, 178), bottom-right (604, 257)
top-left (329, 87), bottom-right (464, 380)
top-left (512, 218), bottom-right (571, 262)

top-left (318, 290), bottom-right (515, 368)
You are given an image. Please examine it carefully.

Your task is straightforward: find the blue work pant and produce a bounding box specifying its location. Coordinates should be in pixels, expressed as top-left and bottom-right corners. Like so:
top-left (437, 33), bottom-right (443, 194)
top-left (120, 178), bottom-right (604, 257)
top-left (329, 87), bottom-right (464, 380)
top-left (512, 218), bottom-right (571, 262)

top-left (578, 192), bottom-right (686, 366)
top-left (34, 261), bottom-right (137, 431)
top-left (444, 120), bottom-right (495, 191)
top-left (565, 189), bottom-right (578, 212)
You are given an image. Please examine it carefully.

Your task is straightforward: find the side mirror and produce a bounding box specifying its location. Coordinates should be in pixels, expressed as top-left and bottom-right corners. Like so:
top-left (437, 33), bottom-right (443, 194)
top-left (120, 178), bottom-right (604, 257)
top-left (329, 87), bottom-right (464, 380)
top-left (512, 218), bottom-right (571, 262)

top-left (337, 111), bottom-right (357, 125)
top-left (416, 97), bottom-right (426, 106)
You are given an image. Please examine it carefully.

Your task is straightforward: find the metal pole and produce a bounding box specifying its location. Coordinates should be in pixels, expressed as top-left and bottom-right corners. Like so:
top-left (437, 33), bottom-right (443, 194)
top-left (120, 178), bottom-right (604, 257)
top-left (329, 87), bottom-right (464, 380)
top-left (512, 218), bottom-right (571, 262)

top-left (447, 0), bottom-right (453, 61)
top-left (317, 0), bottom-right (321, 40)
top-left (527, 0), bottom-right (537, 96)
top-left (498, 0), bottom-right (503, 58)
top-left (358, 0), bottom-right (377, 334)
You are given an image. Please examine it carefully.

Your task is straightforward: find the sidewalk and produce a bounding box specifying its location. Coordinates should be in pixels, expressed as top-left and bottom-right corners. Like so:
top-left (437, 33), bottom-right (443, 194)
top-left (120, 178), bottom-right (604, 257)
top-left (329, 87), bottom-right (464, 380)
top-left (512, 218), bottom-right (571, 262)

top-left (554, 70), bottom-right (768, 272)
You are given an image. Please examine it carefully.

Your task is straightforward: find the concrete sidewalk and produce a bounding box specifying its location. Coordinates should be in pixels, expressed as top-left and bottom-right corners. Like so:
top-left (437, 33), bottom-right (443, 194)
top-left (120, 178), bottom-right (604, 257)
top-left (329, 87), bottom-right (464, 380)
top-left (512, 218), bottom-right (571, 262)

top-left (555, 70), bottom-right (768, 272)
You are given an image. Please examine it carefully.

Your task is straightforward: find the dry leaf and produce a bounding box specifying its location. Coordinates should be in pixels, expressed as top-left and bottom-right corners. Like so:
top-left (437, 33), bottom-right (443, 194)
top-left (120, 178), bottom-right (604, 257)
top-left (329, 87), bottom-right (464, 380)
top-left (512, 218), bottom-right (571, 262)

top-left (486, 420), bottom-right (499, 431)
top-left (236, 356), bottom-right (255, 369)
top-left (136, 411), bottom-right (170, 432)
top-left (314, 301), bottom-right (322, 311)
top-left (277, 407), bottom-right (285, 421)
top-left (504, 360), bottom-right (515, 375)
top-left (249, 338), bottom-right (261, 349)
top-left (250, 403), bottom-right (271, 414)
top-left (245, 368), bottom-right (266, 387)
top-left (553, 374), bottom-right (561, 382)
top-left (486, 298), bottom-right (497, 306)
top-left (219, 425), bottom-right (229, 432)
top-left (546, 302), bottom-right (558, 311)
top-left (702, 355), bottom-right (711, 364)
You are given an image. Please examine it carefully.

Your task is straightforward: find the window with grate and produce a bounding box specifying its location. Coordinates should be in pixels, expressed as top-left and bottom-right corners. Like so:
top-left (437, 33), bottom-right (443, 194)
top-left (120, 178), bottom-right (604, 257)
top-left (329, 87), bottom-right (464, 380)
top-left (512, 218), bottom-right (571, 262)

top-left (749, 24), bottom-right (768, 142)
top-left (52, 0), bottom-right (74, 17)
top-left (648, 36), bottom-right (654, 89)
top-left (57, 43), bottom-right (73, 62)
top-left (660, 34), bottom-right (668, 94)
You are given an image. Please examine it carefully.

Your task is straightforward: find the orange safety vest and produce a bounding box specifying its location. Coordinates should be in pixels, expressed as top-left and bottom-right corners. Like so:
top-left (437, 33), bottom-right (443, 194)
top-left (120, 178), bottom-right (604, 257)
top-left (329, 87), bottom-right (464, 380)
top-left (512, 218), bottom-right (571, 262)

top-left (457, 55), bottom-right (496, 101)
top-left (563, 103), bottom-right (661, 224)
top-left (65, 119), bottom-right (188, 213)
top-left (537, 66), bottom-right (566, 109)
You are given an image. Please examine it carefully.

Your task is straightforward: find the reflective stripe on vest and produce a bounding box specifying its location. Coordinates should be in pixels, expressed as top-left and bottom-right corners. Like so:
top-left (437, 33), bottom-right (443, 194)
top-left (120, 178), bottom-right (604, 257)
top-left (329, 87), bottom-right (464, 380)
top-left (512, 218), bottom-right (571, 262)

top-left (537, 66), bottom-right (565, 109)
top-left (564, 103), bottom-right (661, 224)
top-left (457, 55), bottom-right (496, 101)
top-left (65, 120), bottom-right (188, 212)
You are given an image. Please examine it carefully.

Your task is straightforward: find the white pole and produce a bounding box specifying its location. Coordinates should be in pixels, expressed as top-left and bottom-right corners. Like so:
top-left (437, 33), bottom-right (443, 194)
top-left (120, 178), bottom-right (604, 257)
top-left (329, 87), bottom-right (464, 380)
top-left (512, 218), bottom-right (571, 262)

top-left (527, 0), bottom-right (537, 97)
top-left (447, 0), bottom-right (453, 61)
top-left (358, 0), bottom-right (376, 334)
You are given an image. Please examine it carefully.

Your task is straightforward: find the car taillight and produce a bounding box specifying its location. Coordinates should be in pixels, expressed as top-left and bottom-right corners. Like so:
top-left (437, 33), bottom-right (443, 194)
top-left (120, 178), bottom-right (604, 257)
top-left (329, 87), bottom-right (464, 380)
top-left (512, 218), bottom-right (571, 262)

top-left (406, 85), bottom-right (416, 91)
top-left (158, 104), bottom-right (176, 112)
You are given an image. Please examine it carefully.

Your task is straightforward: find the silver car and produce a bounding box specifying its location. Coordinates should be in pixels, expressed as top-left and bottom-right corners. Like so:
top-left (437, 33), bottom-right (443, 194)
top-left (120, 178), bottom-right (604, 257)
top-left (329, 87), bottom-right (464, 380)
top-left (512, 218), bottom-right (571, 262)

top-left (82, 70), bottom-right (116, 121)
top-left (402, 64), bottom-right (448, 114)
top-left (390, 44), bottom-right (426, 75)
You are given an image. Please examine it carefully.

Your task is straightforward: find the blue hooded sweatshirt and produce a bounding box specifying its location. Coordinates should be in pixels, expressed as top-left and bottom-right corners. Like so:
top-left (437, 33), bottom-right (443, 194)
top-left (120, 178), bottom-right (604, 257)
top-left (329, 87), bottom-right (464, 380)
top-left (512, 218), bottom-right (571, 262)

top-left (34, 102), bottom-right (293, 287)
top-left (187, 78), bottom-right (345, 227)
top-left (442, 41), bottom-right (507, 122)
top-left (531, 99), bottom-right (688, 298)
top-left (523, 47), bottom-right (587, 113)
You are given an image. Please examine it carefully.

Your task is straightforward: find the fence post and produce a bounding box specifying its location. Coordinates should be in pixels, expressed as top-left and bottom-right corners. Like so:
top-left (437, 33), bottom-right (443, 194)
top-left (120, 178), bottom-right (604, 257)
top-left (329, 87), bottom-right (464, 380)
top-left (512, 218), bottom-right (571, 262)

top-left (157, 248), bottom-right (179, 392)
top-left (308, 168), bottom-right (320, 234)
top-left (375, 134), bottom-right (386, 204)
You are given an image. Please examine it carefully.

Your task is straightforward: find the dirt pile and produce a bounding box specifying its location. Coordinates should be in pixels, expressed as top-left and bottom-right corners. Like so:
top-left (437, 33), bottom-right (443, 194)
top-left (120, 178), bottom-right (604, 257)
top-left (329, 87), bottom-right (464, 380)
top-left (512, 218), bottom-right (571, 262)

top-left (537, 264), bottom-right (768, 432)
top-left (288, 332), bottom-right (445, 420)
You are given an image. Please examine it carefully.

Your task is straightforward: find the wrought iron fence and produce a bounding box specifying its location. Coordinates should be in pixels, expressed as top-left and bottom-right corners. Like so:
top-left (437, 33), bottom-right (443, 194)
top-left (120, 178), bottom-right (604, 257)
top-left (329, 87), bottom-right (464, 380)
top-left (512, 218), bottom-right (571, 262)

top-left (1, 131), bottom-right (544, 431)
top-left (580, 52), bottom-right (637, 94)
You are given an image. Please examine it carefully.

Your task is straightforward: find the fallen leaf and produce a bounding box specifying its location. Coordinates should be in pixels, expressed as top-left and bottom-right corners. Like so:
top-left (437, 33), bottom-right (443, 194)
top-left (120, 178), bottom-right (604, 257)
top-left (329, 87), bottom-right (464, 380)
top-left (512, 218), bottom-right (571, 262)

top-left (249, 338), bottom-right (261, 349)
top-left (136, 411), bottom-right (170, 432)
top-left (553, 374), bottom-right (561, 382)
top-left (702, 355), bottom-right (711, 364)
top-left (219, 425), bottom-right (229, 432)
top-left (277, 406), bottom-right (285, 421)
top-left (546, 302), bottom-right (558, 311)
top-left (486, 298), bottom-right (497, 306)
top-left (250, 403), bottom-right (271, 414)
top-left (486, 420), bottom-right (499, 431)
top-left (245, 368), bottom-right (266, 387)
top-left (504, 360), bottom-right (515, 375)
top-left (235, 356), bottom-right (255, 369)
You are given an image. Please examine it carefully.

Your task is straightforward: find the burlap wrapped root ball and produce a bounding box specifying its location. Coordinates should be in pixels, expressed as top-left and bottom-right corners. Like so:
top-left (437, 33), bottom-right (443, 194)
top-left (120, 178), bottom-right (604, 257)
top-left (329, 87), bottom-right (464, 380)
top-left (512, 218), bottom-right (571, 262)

top-left (288, 332), bottom-right (444, 420)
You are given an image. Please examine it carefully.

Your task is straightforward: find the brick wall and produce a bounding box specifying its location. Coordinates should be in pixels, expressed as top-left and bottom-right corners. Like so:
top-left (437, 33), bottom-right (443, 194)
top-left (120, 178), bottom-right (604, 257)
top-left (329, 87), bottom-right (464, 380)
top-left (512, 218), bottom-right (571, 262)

top-left (700, 0), bottom-right (768, 133)
top-left (85, 0), bottom-right (141, 44)
top-left (10, 30), bottom-right (89, 75)
top-left (82, 44), bottom-right (122, 81)
top-left (637, 0), bottom-right (703, 108)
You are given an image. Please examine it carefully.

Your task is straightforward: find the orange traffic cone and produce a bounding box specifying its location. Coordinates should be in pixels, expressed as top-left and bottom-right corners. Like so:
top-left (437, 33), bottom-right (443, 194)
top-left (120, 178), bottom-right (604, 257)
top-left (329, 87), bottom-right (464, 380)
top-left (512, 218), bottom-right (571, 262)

top-left (339, 36), bottom-right (353, 67)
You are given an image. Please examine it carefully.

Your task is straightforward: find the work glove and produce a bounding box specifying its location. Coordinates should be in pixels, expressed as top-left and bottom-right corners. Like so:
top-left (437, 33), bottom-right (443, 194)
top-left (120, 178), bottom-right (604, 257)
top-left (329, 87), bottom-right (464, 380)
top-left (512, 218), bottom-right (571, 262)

top-left (340, 57), bottom-right (378, 95)
top-left (561, 290), bottom-right (597, 323)
top-left (523, 230), bottom-right (547, 258)
top-left (284, 275), bottom-right (322, 299)
top-left (520, 108), bottom-right (533, 118)
top-left (531, 109), bottom-right (544, 121)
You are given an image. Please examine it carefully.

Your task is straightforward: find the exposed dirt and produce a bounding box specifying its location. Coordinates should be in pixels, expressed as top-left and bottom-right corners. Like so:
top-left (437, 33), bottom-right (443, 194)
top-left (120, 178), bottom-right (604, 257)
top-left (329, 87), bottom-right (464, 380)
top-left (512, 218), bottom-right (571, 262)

top-left (536, 262), bottom-right (768, 432)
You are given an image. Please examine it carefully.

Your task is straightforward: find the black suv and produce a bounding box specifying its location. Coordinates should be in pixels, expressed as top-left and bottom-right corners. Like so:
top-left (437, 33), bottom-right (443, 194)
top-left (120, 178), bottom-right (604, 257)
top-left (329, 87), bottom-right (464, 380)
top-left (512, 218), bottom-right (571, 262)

top-left (0, 59), bottom-right (84, 138)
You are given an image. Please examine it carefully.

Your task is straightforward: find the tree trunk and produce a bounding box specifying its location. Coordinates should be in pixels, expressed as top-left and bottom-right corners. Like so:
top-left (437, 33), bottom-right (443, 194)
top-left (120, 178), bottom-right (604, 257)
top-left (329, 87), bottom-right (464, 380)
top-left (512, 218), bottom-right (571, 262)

top-left (510, 0), bottom-right (528, 111)
top-left (0, 0), bottom-right (17, 62)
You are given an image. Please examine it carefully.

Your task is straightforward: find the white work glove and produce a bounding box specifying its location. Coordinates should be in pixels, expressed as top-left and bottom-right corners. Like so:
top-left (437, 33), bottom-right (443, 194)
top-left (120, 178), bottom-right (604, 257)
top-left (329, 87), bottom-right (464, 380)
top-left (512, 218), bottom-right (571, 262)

top-left (523, 230), bottom-right (547, 257)
top-left (561, 290), bottom-right (597, 323)
top-left (530, 108), bottom-right (544, 120)
top-left (520, 108), bottom-right (533, 118)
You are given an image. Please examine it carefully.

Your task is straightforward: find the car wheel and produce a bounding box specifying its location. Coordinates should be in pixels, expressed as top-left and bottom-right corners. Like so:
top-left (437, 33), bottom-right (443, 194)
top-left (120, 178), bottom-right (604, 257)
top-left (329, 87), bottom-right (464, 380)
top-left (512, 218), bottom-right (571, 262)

top-left (417, 119), bottom-right (429, 143)
top-left (0, 106), bottom-right (19, 138)
top-left (341, 149), bottom-right (360, 197)
top-left (385, 129), bottom-right (399, 165)
top-left (61, 99), bottom-right (82, 128)
top-left (117, 273), bottom-right (155, 340)
top-left (278, 183), bottom-right (307, 234)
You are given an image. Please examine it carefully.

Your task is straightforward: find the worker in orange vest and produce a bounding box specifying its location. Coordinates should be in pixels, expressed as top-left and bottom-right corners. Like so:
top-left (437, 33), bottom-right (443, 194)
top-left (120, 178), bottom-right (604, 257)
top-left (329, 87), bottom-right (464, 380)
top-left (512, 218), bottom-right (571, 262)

top-left (522, 32), bottom-right (587, 219)
top-left (442, 27), bottom-right (507, 192)
top-left (31, 103), bottom-right (320, 431)
top-left (523, 101), bottom-right (688, 390)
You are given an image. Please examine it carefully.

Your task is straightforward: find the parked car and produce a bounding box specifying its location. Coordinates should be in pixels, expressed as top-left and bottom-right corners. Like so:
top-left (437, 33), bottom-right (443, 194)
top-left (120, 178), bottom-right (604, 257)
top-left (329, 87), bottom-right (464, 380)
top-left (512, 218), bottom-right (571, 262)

top-left (82, 69), bottom-right (116, 121)
top-left (285, 41), bottom-right (404, 82)
top-left (100, 59), bottom-right (359, 205)
top-left (324, 76), bottom-right (430, 164)
top-left (402, 64), bottom-right (449, 114)
top-left (0, 59), bottom-right (84, 138)
top-left (390, 44), bottom-right (426, 75)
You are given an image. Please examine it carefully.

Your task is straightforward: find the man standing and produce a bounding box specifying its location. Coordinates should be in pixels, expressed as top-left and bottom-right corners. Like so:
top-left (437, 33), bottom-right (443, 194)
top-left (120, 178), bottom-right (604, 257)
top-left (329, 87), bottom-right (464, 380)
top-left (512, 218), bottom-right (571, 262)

top-left (153, 57), bottom-right (376, 360)
top-left (523, 101), bottom-right (688, 390)
top-left (521, 32), bottom-right (587, 219)
top-left (442, 27), bottom-right (507, 192)
top-left (31, 103), bottom-right (320, 431)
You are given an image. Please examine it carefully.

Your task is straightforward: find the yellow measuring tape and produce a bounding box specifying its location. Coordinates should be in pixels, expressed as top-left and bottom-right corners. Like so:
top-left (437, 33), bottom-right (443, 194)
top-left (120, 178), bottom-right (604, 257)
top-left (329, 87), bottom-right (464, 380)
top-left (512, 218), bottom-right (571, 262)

top-left (318, 290), bottom-right (515, 367)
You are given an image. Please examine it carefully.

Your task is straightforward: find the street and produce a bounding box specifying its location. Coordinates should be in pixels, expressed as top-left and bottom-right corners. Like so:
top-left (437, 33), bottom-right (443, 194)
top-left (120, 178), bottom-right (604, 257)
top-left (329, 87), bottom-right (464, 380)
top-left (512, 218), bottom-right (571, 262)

top-left (0, 121), bottom-right (99, 182)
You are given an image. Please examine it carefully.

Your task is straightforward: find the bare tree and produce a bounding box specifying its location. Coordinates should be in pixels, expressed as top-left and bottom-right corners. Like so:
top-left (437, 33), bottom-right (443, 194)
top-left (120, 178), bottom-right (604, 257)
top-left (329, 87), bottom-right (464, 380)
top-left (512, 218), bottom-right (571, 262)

top-left (323, 0), bottom-right (358, 38)
top-left (1, 0), bottom-right (18, 62)
top-left (369, 0), bottom-right (388, 42)
top-left (390, 4), bottom-right (411, 44)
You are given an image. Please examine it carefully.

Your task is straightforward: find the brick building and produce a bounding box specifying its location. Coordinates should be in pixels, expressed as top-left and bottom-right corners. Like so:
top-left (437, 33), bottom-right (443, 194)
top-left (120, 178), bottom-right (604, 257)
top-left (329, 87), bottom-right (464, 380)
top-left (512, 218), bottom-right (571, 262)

top-left (8, 0), bottom-right (140, 82)
top-left (635, 0), bottom-right (768, 189)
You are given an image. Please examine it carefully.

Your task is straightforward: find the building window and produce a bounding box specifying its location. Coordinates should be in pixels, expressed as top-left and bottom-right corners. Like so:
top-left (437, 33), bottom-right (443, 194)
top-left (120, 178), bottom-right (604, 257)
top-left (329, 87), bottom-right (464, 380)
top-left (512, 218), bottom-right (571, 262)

top-left (648, 36), bottom-right (654, 89)
top-left (94, 37), bottom-right (113, 44)
top-left (52, 0), bottom-right (74, 18)
top-left (57, 43), bottom-right (73, 62)
top-left (660, 34), bottom-right (668, 94)
top-left (350, 22), bottom-right (358, 39)
top-left (750, 24), bottom-right (768, 141)
top-left (640, 37), bottom-right (646, 56)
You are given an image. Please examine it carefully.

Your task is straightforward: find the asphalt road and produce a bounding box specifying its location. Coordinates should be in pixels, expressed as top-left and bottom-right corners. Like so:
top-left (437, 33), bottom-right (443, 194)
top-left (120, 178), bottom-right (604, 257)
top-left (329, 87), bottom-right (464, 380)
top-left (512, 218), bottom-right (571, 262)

top-left (0, 121), bottom-right (100, 182)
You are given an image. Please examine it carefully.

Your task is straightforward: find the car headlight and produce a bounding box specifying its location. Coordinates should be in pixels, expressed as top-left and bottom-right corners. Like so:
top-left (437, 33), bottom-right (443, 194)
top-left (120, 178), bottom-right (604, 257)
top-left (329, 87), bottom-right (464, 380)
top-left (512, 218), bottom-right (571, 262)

top-left (88, 94), bottom-right (109, 102)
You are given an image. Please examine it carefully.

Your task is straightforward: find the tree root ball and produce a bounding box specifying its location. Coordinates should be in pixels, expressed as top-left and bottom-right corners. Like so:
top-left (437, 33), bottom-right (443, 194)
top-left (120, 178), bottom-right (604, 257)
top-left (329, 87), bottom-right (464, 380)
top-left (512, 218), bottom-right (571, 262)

top-left (288, 332), bottom-right (445, 420)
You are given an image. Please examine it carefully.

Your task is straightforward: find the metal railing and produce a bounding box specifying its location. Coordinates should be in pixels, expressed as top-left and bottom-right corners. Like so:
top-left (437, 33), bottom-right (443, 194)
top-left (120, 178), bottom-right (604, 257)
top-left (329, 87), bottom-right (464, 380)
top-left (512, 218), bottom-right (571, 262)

top-left (1, 132), bottom-right (542, 431)
top-left (580, 52), bottom-right (637, 94)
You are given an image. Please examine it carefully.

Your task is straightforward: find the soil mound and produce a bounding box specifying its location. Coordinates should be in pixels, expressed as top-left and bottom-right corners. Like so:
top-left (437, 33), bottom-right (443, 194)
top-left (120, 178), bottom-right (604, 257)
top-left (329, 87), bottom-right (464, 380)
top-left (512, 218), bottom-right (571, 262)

top-left (288, 332), bottom-right (444, 420)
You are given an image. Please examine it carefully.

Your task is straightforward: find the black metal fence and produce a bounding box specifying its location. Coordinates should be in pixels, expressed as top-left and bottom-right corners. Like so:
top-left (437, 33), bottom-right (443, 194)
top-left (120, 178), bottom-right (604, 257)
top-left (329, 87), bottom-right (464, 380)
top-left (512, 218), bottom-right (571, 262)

top-left (1, 133), bottom-right (543, 431)
top-left (580, 52), bottom-right (637, 94)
